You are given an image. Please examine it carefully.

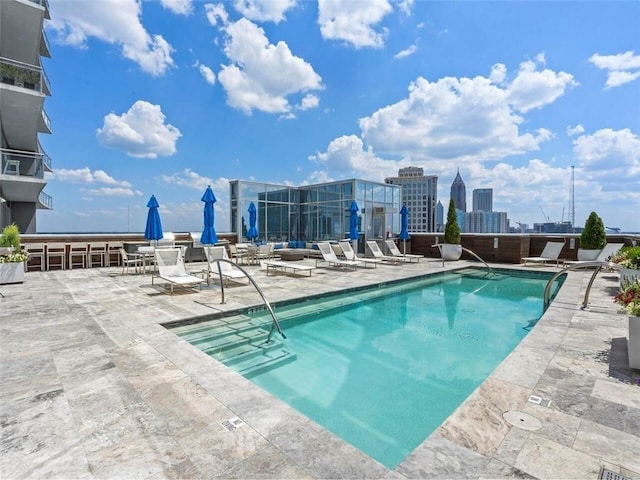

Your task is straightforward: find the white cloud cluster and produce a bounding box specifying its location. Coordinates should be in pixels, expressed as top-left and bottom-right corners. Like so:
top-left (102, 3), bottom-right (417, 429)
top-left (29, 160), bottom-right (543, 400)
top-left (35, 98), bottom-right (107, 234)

top-left (197, 63), bottom-right (217, 85)
top-left (51, 168), bottom-right (142, 197)
top-left (317, 0), bottom-right (393, 48)
top-left (206, 5), bottom-right (323, 115)
top-left (160, 0), bottom-right (193, 15)
top-left (589, 51), bottom-right (640, 88)
top-left (394, 44), bottom-right (417, 59)
top-left (48, 0), bottom-right (174, 76)
top-left (233, 0), bottom-right (297, 23)
top-left (96, 101), bottom-right (182, 158)
top-left (573, 128), bottom-right (640, 175)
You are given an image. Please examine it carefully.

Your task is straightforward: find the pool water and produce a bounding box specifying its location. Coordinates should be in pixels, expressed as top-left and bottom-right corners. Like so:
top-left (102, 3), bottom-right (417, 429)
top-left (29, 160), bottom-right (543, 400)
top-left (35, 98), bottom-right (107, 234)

top-left (244, 268), bottom-right (564, 468)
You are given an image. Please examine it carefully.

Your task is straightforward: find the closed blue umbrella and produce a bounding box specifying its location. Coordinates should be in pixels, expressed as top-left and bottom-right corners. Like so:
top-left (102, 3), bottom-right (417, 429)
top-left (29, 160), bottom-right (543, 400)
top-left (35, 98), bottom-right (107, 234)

top-left (349, 201), bottom-right (359, 241)
top-left (399, 204), bottom-right (409, 254)
top-left (247, 202), bottom-right (258, 241)
top-left (200, 186), bottom-right (218, 245)
top-left (144, 195), bottom-right (163, 244)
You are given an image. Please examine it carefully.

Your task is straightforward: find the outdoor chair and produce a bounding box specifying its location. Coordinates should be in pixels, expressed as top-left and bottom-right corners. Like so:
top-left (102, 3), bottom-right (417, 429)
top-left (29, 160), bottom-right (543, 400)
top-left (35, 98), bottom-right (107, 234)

top-left (521, 242), bottom-right (564, 266)
top-left (153, 247), bottom-right (205, 294)
top-left (68, 242), bottom-right (87, 269)
top-left (106, 241), bottom-right (123, 267)
top-left (316, 242), bottom-right (359, 270)
top-left (46, 242), bottom-right (66, 270)
top-left (24, 243), bottom-right (45, 271)
top-left (366, 241), bottom-right (406, 264)
top-left (119, 248), bottom-right (142, 275)
top-left (338, 241), bottom-right (380, 268)
top-left (384, 239), bottom-right (422, 262)
top-left (87, 242), bottom-right (107, 267)
top-left (202, 246), bottom-right (249, 286)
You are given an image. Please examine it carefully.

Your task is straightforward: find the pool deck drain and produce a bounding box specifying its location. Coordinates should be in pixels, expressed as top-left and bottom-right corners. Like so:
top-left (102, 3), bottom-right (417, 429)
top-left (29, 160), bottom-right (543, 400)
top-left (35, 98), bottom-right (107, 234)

top-left (502, 410), bottom-right (542, 431)
top-left (1, 260), bottom-right (639, 479)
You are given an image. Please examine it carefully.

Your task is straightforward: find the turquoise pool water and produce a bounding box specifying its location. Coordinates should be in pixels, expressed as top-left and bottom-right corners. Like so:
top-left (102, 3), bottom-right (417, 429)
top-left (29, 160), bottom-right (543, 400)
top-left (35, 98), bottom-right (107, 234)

top-left (245, 269), bottom-right (563, 468)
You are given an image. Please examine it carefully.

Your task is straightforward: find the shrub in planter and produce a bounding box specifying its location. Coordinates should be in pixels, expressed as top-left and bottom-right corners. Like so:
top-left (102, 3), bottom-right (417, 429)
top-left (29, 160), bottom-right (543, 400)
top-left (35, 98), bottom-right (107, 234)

top-left (0, 224), bottom-right (28, 284)
top-left (578, 211), bottom-right (606, 260)
top-left (441, 199), bottom-right (462, 261)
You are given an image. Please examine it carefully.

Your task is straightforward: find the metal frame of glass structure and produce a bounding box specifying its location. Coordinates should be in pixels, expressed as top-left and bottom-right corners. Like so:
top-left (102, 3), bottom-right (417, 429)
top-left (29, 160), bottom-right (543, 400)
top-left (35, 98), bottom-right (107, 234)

top-left (230, 179), bottom-right (401, 249)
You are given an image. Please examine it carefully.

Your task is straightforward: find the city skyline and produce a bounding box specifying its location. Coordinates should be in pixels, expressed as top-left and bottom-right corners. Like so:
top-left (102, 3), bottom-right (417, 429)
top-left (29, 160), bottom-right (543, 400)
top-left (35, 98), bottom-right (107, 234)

top-left (27, 0), bottom-right (640, 233)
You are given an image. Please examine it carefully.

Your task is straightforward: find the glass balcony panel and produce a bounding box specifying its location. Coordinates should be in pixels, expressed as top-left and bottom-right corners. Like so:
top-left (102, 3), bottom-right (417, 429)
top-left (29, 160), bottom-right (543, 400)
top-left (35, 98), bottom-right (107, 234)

top-left (39, 191), bottom-right (53, 209)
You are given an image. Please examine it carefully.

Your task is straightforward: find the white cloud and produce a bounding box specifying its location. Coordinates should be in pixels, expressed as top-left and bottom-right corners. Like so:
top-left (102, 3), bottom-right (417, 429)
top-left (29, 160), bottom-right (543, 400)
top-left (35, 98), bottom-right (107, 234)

top-left (198, 63), bottom-right (217, 85)
top-left (160, 0), bottom-right (193, 15)
top-left (394, 44), bottom-right (417, 59)
top-left (233, 0), bottom-right (297, 23)
top-left (506, 56), bottom-right (578, 113)
top-left (96, 101), bottom-right (182, 158)
top-left (81, 187), bottom-right (143, 197)
top-left (52, 167), bottom-right (132, 188)
top-left (397, 0), bottom-right (414, 15)
top-left (48, 0), bottom-right (174, 76)
top-left (589, 51), bottom-right (640, 88)
top-left (317, 0), bottom-right (393, 48)
top-left (566, 124), bottom-right (584, 137)
top-left (297, 94), bottom-right (320, 111)
top-left (573, 128), bottom-right (640, 175)
top-left (160, 168), bottom-right (222, 191)
top-left (358, 74), bottom-right (552, 161)
top-left (208, 9), bottom-right (323, 115)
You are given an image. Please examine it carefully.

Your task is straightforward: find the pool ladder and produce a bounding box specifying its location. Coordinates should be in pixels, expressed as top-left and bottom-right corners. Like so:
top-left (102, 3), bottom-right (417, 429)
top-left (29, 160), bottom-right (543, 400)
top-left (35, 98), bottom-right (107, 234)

top-left (210, 258), bottom-right (285, 344)
top-left (432, 244), bottom-right (492, 272)
top-left (542, 260), bottom-right (621, 312)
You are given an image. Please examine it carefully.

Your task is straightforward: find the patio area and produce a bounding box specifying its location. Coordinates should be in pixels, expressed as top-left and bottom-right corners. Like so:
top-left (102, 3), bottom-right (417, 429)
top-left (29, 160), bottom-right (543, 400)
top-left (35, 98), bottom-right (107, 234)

top-left (1, 259), bottom-right (638, 479)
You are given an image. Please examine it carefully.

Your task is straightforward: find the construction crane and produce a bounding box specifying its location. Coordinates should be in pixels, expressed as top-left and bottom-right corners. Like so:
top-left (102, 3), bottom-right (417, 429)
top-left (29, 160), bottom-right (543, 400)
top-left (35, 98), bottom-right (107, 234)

top-left (539, 206), bottom-right (550, 222)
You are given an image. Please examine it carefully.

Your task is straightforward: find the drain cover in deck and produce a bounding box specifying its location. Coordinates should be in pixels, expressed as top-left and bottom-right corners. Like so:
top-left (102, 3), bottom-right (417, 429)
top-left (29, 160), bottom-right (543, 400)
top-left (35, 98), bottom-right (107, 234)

top-left (502, 410), bottom-right (542, 431)
top-left (221, 417), bottom-right (245, 431)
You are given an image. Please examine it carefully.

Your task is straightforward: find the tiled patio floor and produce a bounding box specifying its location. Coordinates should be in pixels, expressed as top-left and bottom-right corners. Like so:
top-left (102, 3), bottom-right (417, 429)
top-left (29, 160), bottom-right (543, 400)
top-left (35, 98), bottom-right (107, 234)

top-left (1, 259), bottom-right (638, 479)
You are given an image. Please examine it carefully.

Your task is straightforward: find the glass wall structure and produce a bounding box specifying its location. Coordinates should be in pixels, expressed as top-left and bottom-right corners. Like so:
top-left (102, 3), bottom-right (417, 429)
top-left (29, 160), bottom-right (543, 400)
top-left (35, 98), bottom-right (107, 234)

top-left (229, 179), bottom-right (401, 245)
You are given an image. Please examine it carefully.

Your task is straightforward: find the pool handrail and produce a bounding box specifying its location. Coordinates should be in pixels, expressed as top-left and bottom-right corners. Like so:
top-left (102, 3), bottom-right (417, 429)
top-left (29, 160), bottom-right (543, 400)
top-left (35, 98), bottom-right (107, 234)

top-left (432, 244), bottom-right (492, 272)
top-left (210, 258), bottom-right (286, 343)
top-left (542, 260), bottom-right (621, 312)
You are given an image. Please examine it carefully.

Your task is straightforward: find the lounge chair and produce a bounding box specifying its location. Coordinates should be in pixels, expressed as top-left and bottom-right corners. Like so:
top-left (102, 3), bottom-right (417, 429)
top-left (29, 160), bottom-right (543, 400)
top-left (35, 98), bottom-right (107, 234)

top-left (152, 248), bottom-right (206, 294)
top-left (384, 239), bottom-right (422, 262)
top-left (338, 241), bottom-right (380, 268)
top-left (316, 242), bottom-right (360, 270)
top-left (366, 241), bottom-right (406, 264)
top-left (203, 246), bottom-right (249, 286)
top-left (521, 242), bottom-right (564, 266)
top-left (563, 243), bottom-right (625, 267)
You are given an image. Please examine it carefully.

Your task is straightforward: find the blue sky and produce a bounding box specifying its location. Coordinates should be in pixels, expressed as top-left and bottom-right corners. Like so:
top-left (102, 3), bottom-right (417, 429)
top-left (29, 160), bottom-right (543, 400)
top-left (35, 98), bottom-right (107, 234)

top-left (38, 0), bottom-right (640, 233)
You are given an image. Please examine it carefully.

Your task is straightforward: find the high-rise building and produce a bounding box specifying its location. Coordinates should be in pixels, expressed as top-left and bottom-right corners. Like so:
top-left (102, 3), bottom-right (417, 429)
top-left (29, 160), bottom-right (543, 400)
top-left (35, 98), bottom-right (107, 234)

top-left (472, 188), bottom-right (493, 212)
top-left (0, 0), bottom-right (53, 233)
top-left (435, 200), bottom-right (444, 232)
top-left (449, 169), bottom-right (466, 212)
top-left (384, 166), bottom-right (438, 232)
top-left (463, 211), bottom-right (509, 233)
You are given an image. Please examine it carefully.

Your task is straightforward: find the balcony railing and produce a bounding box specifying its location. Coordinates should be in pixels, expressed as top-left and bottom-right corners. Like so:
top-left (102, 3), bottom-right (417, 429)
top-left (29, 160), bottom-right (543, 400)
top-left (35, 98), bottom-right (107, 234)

top-left (0, 57), bottom-right (50, 96)
top-left (40, 108), bottom-right (52, 133)
top-left (38, 142), bottom-right (52, 171)
top-left (41, 27), bottom-right (51, 58)
top-left (1, 148), bottom-right (47, 179)
top-left (39, 190), bottom-right (53, 209)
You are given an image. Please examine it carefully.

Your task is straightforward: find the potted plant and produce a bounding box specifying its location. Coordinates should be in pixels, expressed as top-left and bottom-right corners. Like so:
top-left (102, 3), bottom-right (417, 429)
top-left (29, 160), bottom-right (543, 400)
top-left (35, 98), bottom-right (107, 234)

top-left (578, 211), bottom-right (606, 260)
top-left (611, 246), bottom-right (640, 288)
top-left (613, 279), bottom-right (640, 369)
top-left (0, 224), bottom-right (28, 284)
top-left (440, 199), bottom-right (462, 261)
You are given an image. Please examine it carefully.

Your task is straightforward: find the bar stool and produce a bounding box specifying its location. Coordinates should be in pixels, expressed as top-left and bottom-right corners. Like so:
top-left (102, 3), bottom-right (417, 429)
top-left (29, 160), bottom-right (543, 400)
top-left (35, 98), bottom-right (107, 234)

top-left (69, 242), bottom-right (88, 269)
top-left (24, 243), bottom-right (45, 271)
top-left (87, 242), bottom-right (107, 267)
top-left (46, 242), bottom-right (67, 270)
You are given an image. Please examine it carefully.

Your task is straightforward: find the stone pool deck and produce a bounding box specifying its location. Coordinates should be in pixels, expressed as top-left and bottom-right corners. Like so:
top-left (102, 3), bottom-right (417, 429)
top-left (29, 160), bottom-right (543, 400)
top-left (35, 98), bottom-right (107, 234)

top-left (1, 259), bottom-right (638, 479)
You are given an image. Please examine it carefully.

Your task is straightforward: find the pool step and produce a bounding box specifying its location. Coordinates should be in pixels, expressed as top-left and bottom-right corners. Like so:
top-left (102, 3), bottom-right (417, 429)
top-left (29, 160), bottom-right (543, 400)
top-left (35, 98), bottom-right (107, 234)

top-left (175, 314), bottom-right (296, 376)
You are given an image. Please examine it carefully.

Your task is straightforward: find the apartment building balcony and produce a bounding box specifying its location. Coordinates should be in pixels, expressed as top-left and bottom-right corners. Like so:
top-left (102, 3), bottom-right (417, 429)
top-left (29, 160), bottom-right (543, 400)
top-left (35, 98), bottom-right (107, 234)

top-left (0, 151), bottom-right (49, 209)
top-left (1, 147), bottom-right (51, 179)
top-left (0, 57), bottom-right (50, 95)
top-left (0, 0), bottom-right (49, 64)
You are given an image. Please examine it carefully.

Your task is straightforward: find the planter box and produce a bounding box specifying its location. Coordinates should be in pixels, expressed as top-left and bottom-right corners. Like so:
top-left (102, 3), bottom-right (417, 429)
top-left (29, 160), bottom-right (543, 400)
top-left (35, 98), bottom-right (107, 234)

top-left (0, 261), bottom-right (26, 284)
top-left (629, 315), bottom-right (640, 370)
top-left (440, 244), bottom-right (462, 261)
top-left (620, 268), bottom-right (639, 288)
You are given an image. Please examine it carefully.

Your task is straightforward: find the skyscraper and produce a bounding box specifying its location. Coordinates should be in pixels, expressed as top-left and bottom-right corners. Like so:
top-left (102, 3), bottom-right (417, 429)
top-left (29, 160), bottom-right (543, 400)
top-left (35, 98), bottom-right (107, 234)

top-left (384, 166), bottom-right (438, 232)
top-left (472, 188), bottom-right (493, 212)
top-left (0, 0), bottom-right (53, 232)
top-left (449, 169), bottom-right (466, 212)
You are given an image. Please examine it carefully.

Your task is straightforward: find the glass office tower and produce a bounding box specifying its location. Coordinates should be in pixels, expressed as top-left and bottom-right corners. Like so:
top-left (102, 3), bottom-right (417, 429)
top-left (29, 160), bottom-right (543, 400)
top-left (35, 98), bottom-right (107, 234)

top-left (230, 179), bottom-right (401, 248)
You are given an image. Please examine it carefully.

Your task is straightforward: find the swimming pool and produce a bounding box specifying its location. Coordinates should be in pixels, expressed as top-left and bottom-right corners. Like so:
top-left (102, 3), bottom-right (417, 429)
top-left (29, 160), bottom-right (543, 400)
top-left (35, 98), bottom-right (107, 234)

top-left (175, 268), bottom-right (565, 469)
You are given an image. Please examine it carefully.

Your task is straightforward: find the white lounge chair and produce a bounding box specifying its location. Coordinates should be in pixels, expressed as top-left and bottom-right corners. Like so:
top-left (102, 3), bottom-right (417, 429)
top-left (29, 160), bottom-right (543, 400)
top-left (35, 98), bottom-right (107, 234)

top-left (153, 248), bottom-right (206, 294)
top-left (366, 241), bottom-right (406, 264)
top-left (338, 241), bottom-right (380, 268)
top-left (563, 243), bottom-right (625, 267)
top-left (522, 242), bottom-right (564, 266)
top-left (316, 242), bottom-right (359, 270)
top-left (384, 239), bottom-right (422, 262)
top-left (203, 246), bottom-right (249, 286)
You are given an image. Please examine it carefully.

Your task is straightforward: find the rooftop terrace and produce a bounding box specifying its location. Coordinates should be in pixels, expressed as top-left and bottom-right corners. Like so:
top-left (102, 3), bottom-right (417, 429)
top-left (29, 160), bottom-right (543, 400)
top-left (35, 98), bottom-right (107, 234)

top-left (1, 258), bottom-right (638, 479)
